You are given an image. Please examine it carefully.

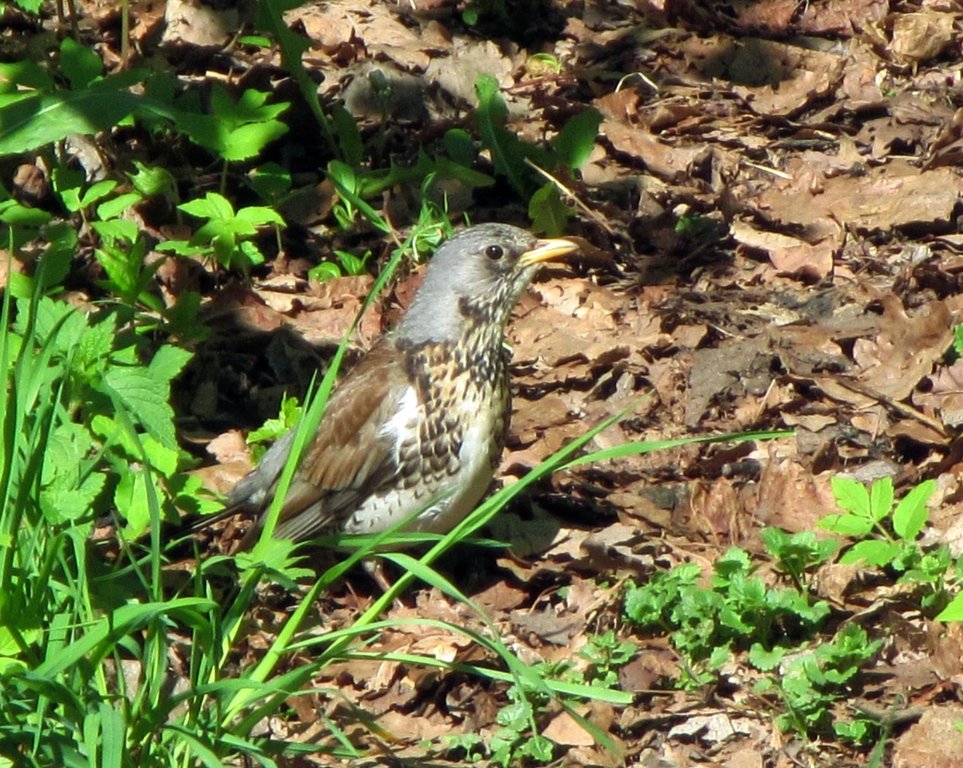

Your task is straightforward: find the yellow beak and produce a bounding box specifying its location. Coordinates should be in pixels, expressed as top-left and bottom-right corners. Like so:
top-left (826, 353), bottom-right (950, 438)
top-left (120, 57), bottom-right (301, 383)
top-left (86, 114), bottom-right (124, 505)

top-left (518, 237), bottom-right (579, 268)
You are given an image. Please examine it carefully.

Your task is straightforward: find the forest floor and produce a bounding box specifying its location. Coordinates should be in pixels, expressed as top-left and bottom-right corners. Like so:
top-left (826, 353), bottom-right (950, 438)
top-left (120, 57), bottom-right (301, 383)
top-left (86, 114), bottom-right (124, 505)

top-left (7, 0), bottom-right (963, 765)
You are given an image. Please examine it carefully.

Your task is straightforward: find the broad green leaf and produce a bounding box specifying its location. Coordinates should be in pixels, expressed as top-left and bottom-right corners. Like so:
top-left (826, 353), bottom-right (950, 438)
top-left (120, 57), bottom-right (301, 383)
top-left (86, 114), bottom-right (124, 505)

top-left (528, 182), bottom-right (570, 236)
top-left (248, 162), bottom-right (292, 202)
top-left (235, 205), bottom-right (285, 227)
top-left (220, 120), bottom-right (288, 161)
top-left (100, 366), bottom-right (177, 448)
top-left (179, 192), bottom-right (234, 220)
top-left (818, 512), bottom-right (873, 537)
top-left (92, 219), bottom-right (140, 245)
top-left (0, 70), bottom-right (147, 155)
top-left (443, 127), bottom-right (475, 166)
top-left (52, 166), bottom-right (86, 213)
top-left (96, 191), bottom-right (142, 221)
top-left (868, 476), bottom-right (894, 523)
top-left (552, 108), bottom-right (602, 171)
top-left (59, 38), bottom-right (103, 91)
top-left (0, 58), bottom-right (53, 91)
top-left (935, 592), bottom-right (963, 622)
top-left (839, 539), bottom-right (900, 567)
top-left (0, 199), bottom-right (52, 226)
top-left (79, 179), bottom-right (118, 208)
top-left (114, 467), bottom-right (152, 536)
top-left (148, 344), bottom-right (192, 383)
top-left (830, 475), bottom-right (870, 517)
top-left (892, 479), bottom-right (936, 541)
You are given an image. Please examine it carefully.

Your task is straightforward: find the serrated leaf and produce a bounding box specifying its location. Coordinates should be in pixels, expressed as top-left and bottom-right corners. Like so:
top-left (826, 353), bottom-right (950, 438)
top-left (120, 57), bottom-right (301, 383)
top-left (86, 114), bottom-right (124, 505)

top-left (40, 475), bottom-right (105, 527)
top-left (114, 469), bottom-right (152, 538)
top-left (148, 345), bottom-right (192, 383)
top-left (868, 476), bottom-right (894, 523)
top-left (220, 120), bottom-right (289, 162)
top-left (830, 475), bottom-right (870, 517)
top-left (101, 366), bottom-right (177, 448)
top-left (92, 219), bottom-right (140, 246)
top-left (748, 642), bottom-right (785, 671)
top-left (179, 192), bottom-right (234, 220)
top-left (892, 479), bottom-right (936, 541)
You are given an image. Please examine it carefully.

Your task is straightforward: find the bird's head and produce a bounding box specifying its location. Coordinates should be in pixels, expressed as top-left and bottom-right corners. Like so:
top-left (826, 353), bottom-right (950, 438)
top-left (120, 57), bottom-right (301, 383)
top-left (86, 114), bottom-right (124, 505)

top-left (397, 223), bottom-right (578, 345)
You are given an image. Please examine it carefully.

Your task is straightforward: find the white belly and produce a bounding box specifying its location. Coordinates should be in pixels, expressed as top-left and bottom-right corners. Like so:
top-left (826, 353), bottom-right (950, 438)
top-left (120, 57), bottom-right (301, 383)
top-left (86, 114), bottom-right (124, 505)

top-left (344, 384), bottom-right (499, 535)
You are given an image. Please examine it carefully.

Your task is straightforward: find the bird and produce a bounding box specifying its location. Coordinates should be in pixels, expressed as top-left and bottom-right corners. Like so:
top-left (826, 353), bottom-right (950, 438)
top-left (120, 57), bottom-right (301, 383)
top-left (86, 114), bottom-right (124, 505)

top-left (212, 223), bottom-right (578, 549)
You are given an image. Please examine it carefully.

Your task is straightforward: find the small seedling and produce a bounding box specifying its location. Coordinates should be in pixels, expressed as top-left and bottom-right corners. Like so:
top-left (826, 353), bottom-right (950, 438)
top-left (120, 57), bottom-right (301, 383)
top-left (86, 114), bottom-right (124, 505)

top-left (159, 191), bottom-right (285, 271)
top-left (624, 548), bottom-right (831, 688)
top-left (762, 527), bottom-right (838, 589)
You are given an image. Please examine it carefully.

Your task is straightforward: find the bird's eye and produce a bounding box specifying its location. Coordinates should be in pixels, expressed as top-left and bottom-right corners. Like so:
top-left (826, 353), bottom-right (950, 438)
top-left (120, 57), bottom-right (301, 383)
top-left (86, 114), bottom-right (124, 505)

top-left (485, 245), bottom-right (504, 260)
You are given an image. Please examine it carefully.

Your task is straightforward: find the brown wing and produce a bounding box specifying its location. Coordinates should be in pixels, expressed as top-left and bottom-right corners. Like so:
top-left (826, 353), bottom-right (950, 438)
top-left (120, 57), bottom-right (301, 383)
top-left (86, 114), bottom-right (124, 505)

top-left (262, 342), bottom-right (414, 542)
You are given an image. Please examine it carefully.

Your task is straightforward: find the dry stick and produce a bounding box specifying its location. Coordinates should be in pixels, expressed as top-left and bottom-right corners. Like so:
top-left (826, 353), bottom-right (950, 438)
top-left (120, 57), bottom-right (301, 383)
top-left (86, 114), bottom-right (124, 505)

top-left (523, 158), bottom-right (617, 237)
top-left (828, 376), bottom-right (947, 438)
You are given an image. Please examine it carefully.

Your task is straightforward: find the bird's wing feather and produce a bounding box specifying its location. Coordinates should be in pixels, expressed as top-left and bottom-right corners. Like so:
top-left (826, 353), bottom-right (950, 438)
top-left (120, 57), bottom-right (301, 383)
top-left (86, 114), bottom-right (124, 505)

top-left (264, 342), bottom-right (415, 539)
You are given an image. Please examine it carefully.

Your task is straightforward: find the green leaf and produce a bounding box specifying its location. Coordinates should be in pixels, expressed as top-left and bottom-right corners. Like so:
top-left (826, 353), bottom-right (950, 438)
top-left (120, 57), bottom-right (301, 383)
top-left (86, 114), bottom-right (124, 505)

top-left (179, 192), bottom-right (235, 220)
top-left (235, 205), bottom-right (285, 227)
top-left (176, 85), bottom-right (289, 161)
top-left (473, 74), bottom-right (530, 196)
top-left (552, 108), bottom-right (602, 171)
top-left (114, 467), bottom-right (153, 537)
top-left (839, 539), bottom-right (900, 567)
top-left (332, 104), bottom-right (364, 168)
top-left (40, 474), bottom-right (105, 527)
top-left (444, 128), bottom-right (475, 166)
top-left (935, 592), bottom-right (963, 622)
top-left (528, 183), bottom-right (570, 236)
top-left (748, 642), bottom-right (785, 671)
top-left (868, 476), bottom-right (894, 523)
top-left (100, 366), bottom-right (178, 448)
top-left (831, 475), bottom-right (870, 517)
top-left (148, 344), bottom-right (192, 383)
top-left (0, 59), bottom-right (52, 92)
top-left (308, 261), bottom-right (342, 282)
top-left (0, 70), bottom-right (147, 155)
top-left (128, 160), bottom-right (176, 197)
top-left (221, 121), bottom-right (289, 162)
top-left (59, 38), bottom-right (103, 90)
top-left (79, 179), bottom-right (118, 209)
top-left (892, 479), bottom-right (936, 541)
top-left (248, 162), bottom-right (292, 203)
top-left (818, 512), bottom-right (874, 537)
top-left (96, 192), bottom-right (142, 221)
top-left (52, 166), bottom-right (85, 213)
top-left (0, 199), bottom-right (52, 227)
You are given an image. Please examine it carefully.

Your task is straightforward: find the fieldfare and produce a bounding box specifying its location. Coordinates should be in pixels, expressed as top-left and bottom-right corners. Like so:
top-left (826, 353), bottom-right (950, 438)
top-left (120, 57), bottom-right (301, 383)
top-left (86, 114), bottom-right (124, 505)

top-left (217, 223), bottom-right (578, 547)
